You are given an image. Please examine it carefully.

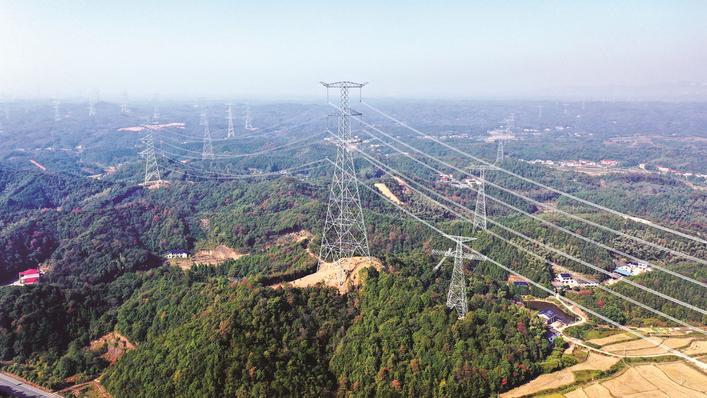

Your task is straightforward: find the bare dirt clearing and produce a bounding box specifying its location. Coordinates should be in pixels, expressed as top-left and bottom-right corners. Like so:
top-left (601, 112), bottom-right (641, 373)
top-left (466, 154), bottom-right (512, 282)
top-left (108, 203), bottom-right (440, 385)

top-left (374, 182), bottom-right (402, 204)
top-left (88, 332), bottom-right (135, 365)
top-left (169, 244), bottom-right (247, 270)
top-left (274, 256), bottom-right (382, 294)
top-left (603, 336), bottom-right (698, 356)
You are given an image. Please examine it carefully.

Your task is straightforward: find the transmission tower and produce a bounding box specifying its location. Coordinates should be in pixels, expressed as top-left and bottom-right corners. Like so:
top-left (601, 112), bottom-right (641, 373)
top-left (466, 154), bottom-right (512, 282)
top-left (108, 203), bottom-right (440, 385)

top-left (201, 117), bottom-right (215, 160)
top-left (244, 105), bottom-right (255, 130)
top-left (53, 100), bottom-right (61, 122)
top-left (470, 166), bottom-right (492, 231)
top-left (537, 105), bottom-right (543, 119)
top-left (432, 235), bottom-right (484, 318)
top-left (495, 140), bottom-right (504, 164)
top-left (88, 98), bottom-right (96, 117)
top-left (318, 81), bottom-right (371, 284)
top-left (140, 127), bottom-right (161, 184)
top-left (121, 92), bottom-right (129, 114)
top-left (152, 94), bottom-right (160, 123)
top-left (226, 104), bottom-right (236, 138)
top-left (0, 119), bottom-right (3, 135)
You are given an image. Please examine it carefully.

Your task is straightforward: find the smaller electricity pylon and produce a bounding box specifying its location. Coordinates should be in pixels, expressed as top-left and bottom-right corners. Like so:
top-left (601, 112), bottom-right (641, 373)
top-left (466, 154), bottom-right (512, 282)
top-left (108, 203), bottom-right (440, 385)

top-left (88, 97), bottom-right (96, 117)
top-left (432, 235), bottom-right (485, 319)
top-left (140, 126), bottom-right (161, 184)
top-left (202, 117), bottom-right (215, 161)
top-left (53, 100), bottom-right (61, 122)
top-left (468, 165), bottom-right (493, 231)
top-left (495, 140), bottom-right (504, 164)
top-left (244, 105), bottom-right (256, 130)
top-left (152, 94), bottom-right (160, 123)
top-left (226, 104), bottom-right (236, 138)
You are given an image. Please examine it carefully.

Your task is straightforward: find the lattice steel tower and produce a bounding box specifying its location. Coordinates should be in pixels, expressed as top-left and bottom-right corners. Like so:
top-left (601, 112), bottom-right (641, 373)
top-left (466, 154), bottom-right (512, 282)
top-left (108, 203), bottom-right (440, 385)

top-left (226, 104), bottom-right (236, 138)
top-left (201, 117), bottom-right (215, 160)
top-left (140, 127), bottom-right (161, 184)
top-left (318, 81), bottom-right (371, 283)
top-left (495, 140), bottom-right (504, 164)
top-left (244, 105), bottom-right (255, 130)
top-left (53, 100), bottom-right (61, 122)
top-left (471, 166), bottom-right (492, 231)
top-left (432, 236), bottom-right (484, 318)
top-left (88, 98), bottom-right (96, 117)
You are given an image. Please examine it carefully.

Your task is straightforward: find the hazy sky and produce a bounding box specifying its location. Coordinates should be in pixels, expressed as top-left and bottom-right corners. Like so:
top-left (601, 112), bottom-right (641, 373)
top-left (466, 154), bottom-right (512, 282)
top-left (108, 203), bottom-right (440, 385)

top-left (1, 1), bottom-right (706, 99)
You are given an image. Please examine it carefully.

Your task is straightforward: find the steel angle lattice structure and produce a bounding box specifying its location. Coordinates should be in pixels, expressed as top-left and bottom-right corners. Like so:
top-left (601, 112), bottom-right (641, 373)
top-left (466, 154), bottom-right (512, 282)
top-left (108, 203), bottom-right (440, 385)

top-left (318, 81), bottom-right (371, 283)
top-left (432, 236), bottom-right (484, 318)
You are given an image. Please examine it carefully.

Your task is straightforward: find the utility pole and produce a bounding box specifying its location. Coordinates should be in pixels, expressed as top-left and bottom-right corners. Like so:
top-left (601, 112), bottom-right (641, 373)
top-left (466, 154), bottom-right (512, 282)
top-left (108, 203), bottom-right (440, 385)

top-left (318, 81), bottom-right (371, 284)
top-left (226, 103), bottom-right (236, 138)
top-left (140, 126), bottom-right (161, 184)
top-left (432, 235), bottom-right (485, 318)
top-left (202, 116), bottom-right (215, 161)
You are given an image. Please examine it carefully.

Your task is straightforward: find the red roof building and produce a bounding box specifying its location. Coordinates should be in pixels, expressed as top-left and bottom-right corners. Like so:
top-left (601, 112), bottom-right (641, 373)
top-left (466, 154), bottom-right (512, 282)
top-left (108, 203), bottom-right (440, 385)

top-left (19, 269), bottom-right (41, 285)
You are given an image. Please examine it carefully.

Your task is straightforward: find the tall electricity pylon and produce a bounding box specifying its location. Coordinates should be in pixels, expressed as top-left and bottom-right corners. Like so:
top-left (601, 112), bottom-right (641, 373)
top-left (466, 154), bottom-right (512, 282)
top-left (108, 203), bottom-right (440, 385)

top-left (470, 166), bottom-right (492, 231)
top-left (537, 105), bottom-right (543, 119)
top-left (140, 127), bottom-right (161, 184)
top-left (244, 105), bottom-right (255, 130)
top-left (432, 235), bottom-right (484, 319)
top-left (53, 100), bottom-right (61, 122)
top-left (495, 140), bottom-right (504, 164)
top-left (201, 117), bottom-right (215, 160)
top-left (152, 95), bottom-right (160, 123)
top-left (199, 108), bottom-right (207, 127)
top-left (318, 81), bottom-right (371, 284)
top-left (88, 99), bottom-right (96, 117)
top-left (121, 92), bottom-right (129, 114)
top-left (226, 104), bottom-right (236, 138)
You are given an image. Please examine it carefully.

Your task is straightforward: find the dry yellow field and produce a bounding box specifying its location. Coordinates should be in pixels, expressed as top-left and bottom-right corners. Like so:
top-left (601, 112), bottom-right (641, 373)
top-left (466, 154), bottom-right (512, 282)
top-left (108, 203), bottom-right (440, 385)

top-left (501, 352), bottom-right (618, 398)
top-left (566, 363), bottom-right (707, 398)
top-left (603, 336), bottom-right (695, 356)
top-left (587, 332), bottom-right (634, 347)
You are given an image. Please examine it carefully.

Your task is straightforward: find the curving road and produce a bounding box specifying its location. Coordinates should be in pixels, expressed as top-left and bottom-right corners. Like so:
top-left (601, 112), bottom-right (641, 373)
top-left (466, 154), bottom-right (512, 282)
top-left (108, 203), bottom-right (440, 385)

top-left (0, 372), bottom-right (62, 398)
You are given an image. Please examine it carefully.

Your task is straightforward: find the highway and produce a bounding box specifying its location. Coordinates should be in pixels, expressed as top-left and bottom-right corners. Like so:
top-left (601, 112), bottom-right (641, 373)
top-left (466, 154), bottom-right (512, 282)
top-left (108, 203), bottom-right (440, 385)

top-left (0, 372), bottom-right (62, 398)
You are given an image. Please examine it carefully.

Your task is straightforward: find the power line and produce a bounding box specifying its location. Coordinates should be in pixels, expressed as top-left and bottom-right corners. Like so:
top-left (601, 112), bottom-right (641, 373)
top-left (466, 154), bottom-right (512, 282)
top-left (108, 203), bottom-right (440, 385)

top-left (160, 157), bottom-right (327, 180)
top-left (348, 111), bottom-right (707, 280)
top-left (361, 101), bottom-right (707, 247)
top-left (327, 158), bottom-right (707, 370)
top-left (349, 146), bottom-right (707, 333)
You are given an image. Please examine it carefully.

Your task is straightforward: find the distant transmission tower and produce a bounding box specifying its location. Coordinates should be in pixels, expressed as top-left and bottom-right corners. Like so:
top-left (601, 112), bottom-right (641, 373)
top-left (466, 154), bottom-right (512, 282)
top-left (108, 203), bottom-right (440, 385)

top-left (506, 113), bottom-right (515, 131)
top-left (226, 104), bottom-right (236, 138)
top-left (152, 94), bottom-right (160, 123)
top-left (121, 92), bottom-right (129, 114)
top-left (244, 105), bottom-right (255, 130)
top-left (140, 127), bottom-right (161, 184)
top-left (537, 105), bottom-right (543, 119)
top-left (0, 119), bottom-right (4, 135)
top-left (318, 81), bottom-right (371, 283)
top-left (199, 108), bottom-right (207, 127)
top-left (471, 166), bottom-right (492, 231)
top-left (53, 100), bottom-right (61, 122)
top-left (563, 103), bottom-right (569, 115)
top-left (495, 140), bottom-right (504, 164)
top-left (201, 117), bottom-right (215, 160)
top-left (88, 98), bottom-right (96, 117)
top-left (432, 236), bottom-right (484, 318)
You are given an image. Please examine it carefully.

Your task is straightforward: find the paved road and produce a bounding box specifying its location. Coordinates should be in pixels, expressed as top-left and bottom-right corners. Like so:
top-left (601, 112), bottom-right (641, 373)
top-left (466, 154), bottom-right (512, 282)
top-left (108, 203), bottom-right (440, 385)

top-left (0, 373), bottom-right (62, 398)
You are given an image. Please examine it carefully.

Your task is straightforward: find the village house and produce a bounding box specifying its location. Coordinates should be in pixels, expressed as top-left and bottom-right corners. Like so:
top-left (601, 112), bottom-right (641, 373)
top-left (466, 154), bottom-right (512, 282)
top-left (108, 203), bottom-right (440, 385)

top-left (18, 268), bottom-right (41, 285)
top-left (164, 250), bottom-right (189, 259)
